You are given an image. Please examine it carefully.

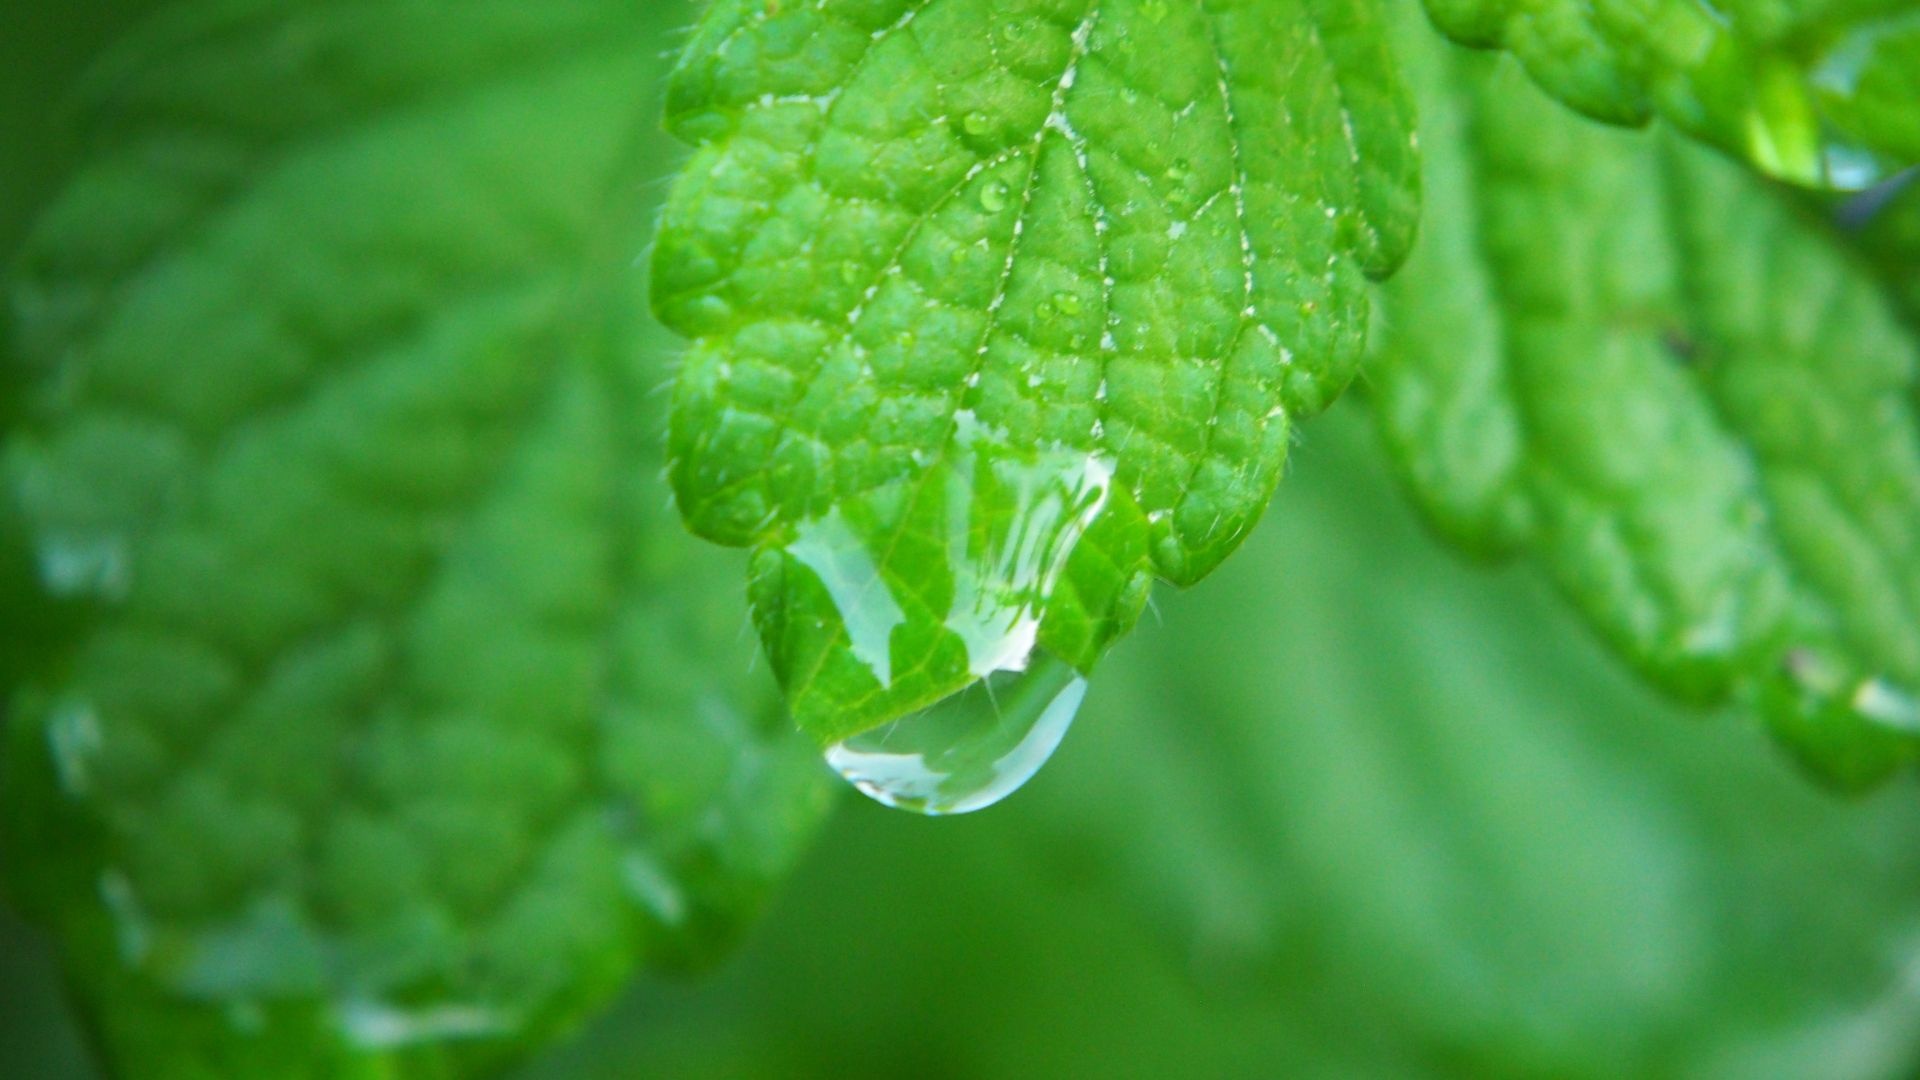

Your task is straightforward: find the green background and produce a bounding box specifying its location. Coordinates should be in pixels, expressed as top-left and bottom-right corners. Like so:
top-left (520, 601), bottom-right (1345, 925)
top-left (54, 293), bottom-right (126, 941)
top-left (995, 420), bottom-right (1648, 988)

top-left (5, 4), bottom-right (1920, 1078)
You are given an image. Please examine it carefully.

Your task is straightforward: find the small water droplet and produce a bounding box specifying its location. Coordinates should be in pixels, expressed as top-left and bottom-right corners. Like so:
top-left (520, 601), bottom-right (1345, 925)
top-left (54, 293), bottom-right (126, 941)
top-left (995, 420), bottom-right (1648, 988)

top-left (980, 179), bottom-right (1011, 213)
top-left (963, 110), bottom-right (992, 136)
top-left (825, 651), bottom-right (1086, 815)
top-left (1054, 291), bottom-right (1082, 316)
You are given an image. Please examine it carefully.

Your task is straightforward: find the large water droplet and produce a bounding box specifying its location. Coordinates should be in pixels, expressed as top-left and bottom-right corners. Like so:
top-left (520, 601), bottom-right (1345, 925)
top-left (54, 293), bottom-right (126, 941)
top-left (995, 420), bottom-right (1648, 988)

top-left (825, 651), bottom-right (1086, 815)
top-left (763, 410), bottom-right (1146, 814)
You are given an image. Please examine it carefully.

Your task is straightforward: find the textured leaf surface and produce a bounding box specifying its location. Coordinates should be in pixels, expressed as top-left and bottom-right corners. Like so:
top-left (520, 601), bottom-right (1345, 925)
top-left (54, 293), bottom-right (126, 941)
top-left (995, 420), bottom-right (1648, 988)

top-left (652, 0), bottom-right (1420, 741)
top-left (1373, 30), bottom-right (1920, 787)
top-left (1419, 0), bottom-right (1920, 187)
top-left (0, 3), bottom-right (833, 1076)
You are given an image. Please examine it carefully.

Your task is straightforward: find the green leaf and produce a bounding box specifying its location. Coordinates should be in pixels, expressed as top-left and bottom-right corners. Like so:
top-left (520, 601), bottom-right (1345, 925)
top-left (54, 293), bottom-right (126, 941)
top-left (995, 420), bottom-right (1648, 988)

top-left (1371, 28), bottom-right (1920, 788)
top-left (652, 0), bottom-right (1421, 743)
top-left (1, 3), bottom-right (833, 1075)
top-left (1417, 0), bottom-right (1920, 187)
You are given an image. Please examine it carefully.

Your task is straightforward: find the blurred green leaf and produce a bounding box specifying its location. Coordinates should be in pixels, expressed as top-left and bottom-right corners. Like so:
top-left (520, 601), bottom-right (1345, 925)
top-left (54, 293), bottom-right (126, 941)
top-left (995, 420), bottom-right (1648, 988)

top-left (1, 2), bottom-right (833, 1075)
top-left (1372, 27), bottom-right (1920, 788)
top-left (650, 0), bottom-right (1420, 742)
top-left (1417, 0), bottom-right (1920, 188)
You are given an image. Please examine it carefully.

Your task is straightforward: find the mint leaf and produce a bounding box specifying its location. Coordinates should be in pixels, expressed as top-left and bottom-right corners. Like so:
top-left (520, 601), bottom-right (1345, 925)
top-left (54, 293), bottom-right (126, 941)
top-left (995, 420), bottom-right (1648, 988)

top-left (1, 3), bottom-right (832, 1075)
top-left (1418, 0), bottom-right (1920, 187)
top-left (653, 0), bottom-right (1420, 743)
top-left (1372, 29), bottom-right (1920, 788)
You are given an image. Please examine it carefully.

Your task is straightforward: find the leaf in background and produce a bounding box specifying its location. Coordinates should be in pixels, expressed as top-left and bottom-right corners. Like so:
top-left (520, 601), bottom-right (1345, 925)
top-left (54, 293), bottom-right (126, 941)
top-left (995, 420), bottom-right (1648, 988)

top-left (1371, 23), bottom-right (1920, 788)
top-left (651, 0), bottom-right (1420, 746)
top-left (1417, 0), bottom-right (1920, 188)
top-left (0, 2), bottom-right (834, 1076)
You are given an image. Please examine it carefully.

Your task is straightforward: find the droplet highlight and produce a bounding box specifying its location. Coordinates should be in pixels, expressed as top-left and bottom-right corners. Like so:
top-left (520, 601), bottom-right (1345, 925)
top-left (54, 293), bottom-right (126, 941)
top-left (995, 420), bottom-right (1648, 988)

top-left (825, 651), bottom-right (1087, 815)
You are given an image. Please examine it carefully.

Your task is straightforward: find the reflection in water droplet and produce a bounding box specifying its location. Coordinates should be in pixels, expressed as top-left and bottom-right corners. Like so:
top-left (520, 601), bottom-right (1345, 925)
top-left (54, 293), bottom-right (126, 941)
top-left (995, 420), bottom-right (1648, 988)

top-left (980, 179), bottom-right (1011, 213)
top-left (943, 414), bottom-right (1114, 678)
top-left (772, 410), bottom-right (1130, 813)
top-left (825, 651), bottom-right (1086, 815)
top-left (786, 509), bottom-right (908, 685)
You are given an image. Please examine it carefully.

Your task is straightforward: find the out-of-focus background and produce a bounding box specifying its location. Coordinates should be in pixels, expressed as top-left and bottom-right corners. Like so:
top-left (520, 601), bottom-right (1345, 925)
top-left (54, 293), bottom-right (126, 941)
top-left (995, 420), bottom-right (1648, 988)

top-left (5, 4), bottom-right (1920, 1079)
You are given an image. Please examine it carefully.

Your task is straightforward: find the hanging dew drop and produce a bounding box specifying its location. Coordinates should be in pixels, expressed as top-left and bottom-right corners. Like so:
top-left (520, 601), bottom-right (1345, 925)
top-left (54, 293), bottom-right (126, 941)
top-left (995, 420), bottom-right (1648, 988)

top-left (825, 651), bottom-right (1087, 815)
top-left (765, 410), bottom-right (1138, 815)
